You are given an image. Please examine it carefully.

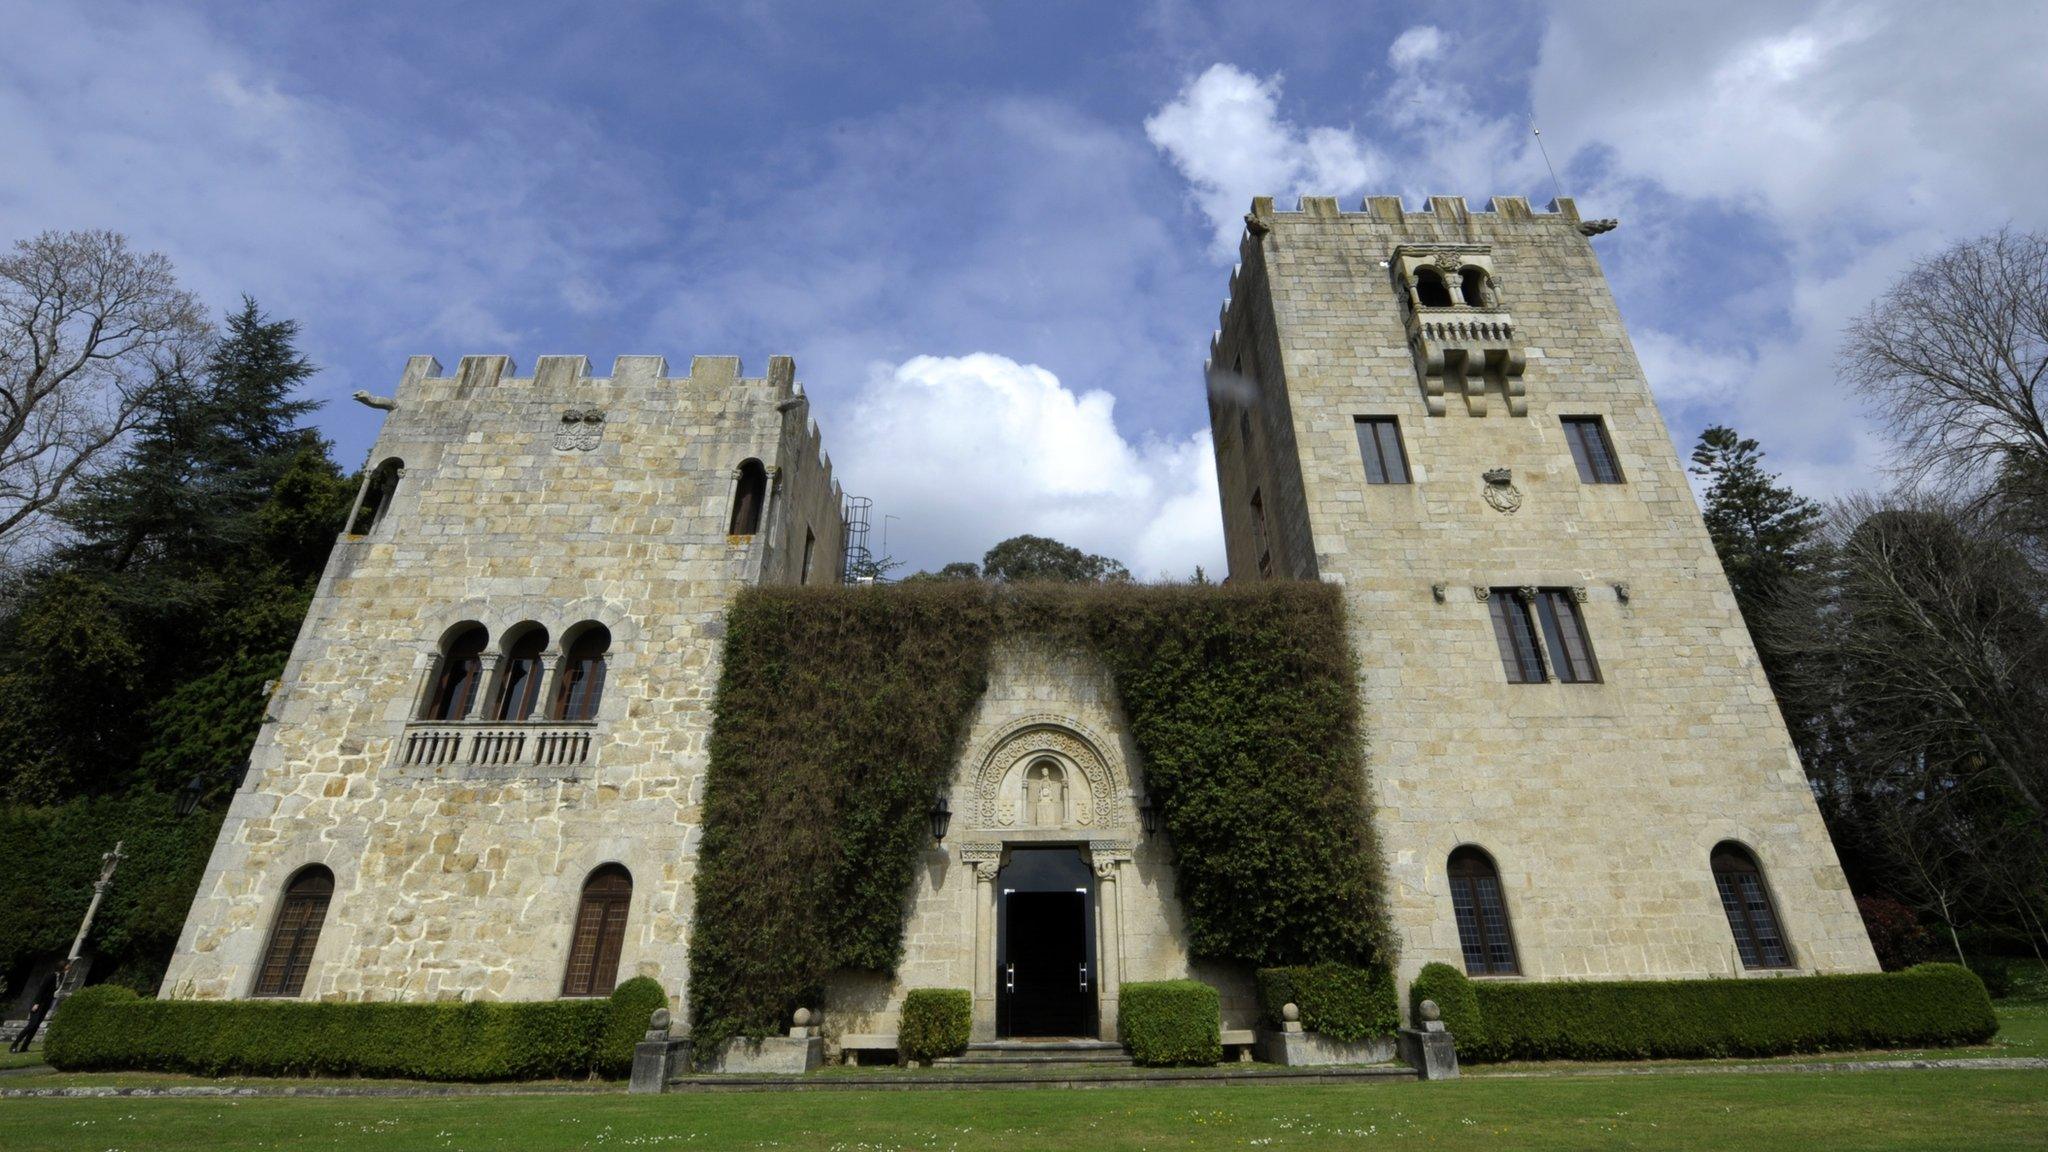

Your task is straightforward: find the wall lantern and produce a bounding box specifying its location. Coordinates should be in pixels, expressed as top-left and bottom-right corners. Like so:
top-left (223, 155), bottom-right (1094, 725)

top-left (176, 773), bottom-right (206, 819)
top-left (929, 793), bottom-right (952, 844)
top-left (1138, 795), bottom-right (1159, 835)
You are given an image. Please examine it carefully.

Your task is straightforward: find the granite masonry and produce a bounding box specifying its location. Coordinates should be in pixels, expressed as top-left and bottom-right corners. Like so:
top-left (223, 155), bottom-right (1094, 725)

top-left (164, 194), bottom-right (1878, 1061)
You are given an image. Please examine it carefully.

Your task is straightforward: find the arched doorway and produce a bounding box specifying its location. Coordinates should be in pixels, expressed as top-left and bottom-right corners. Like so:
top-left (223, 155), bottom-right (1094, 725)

top-left (996, 846), bottom-right (1096, 1038)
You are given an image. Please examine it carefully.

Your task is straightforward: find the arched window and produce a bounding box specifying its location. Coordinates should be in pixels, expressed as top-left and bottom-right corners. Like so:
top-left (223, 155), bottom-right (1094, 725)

top-left (1448, 847), bottom-right (1520, 975)
top-left (1459, 267), bottom-right (1491, 307)
top-left (348, 458), bottom-right (403, 535)
top-left (490, 625), bottom-right (549, 722)
top-left (552, 624), bottom-right (611, 721)
top-left (562, 865), bottom-right (632, 997)
top-left (254, 866), bottom-right (333, 998)
top-left (1414, 267), bottom-right (1453, 308)
top-left (729, 459), bottom-right (767, 535)
top-left (1713, 843), bottom-right (1792, 968)
top-left (423, 624), bottom-right (489, 721)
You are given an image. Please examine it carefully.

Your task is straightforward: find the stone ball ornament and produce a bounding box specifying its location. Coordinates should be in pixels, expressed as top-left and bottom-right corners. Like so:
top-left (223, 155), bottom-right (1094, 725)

top-left (793, 1007), bottom-right (813, 1027)
top-left (1420, 998), bottom-right (1442, 1023)
top-left (1281, 1002), bottom-right (1301, 1022)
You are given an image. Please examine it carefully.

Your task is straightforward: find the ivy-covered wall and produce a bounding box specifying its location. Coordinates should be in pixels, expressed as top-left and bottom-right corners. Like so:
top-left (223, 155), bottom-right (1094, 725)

top-left (686, 580), bottom-right (1388, 1057)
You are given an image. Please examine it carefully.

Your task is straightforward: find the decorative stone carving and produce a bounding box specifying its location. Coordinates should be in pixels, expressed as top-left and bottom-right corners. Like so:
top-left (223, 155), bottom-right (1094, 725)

top-left (1471, 586), bottom-right (1491, 601)
top-left (971, 717), bottom-right (1128, 833)
top-left (1515, 585), bottom-right (1539, 603)
top-left (553, 408), bottom-right (606, 451)
top-left (1431, 583), bottom-right (1447, 603)
top-left (1614, 582), bottom-right (1632, 604)
top-left (1570, 585), bottom-right (1590, 604)
top-left (1482, 468), bottom-right (1522, 514)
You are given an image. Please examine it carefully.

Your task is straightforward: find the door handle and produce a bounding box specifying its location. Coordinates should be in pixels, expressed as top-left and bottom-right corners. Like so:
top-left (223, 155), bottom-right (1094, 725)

top-left (1005, 963), bottom-right (1015, 993)
top-left (1079, 962), bottom-right (1089, 993)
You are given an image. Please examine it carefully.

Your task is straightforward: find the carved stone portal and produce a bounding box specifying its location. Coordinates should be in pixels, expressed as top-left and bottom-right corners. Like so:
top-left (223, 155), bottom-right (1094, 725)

top-left (972, 717), bottom-right (1128, 833)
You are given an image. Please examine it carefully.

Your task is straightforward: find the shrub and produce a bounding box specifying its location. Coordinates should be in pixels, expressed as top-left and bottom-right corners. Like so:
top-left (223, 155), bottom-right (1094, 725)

top-left (688, 582), bottom-right (1390, 1063)
top-left (897, 988), bottom-right (972, 1063)
top-left (43, 982), bottom-right (669, 1081)
top-left (1409, 962), bottom-right (1484, 1051)
top-left (1972, 958), bottom-right (2015, 1000)
top-left (598, 978), bottom-right (671, 1078)
top-left (1856, 895), bottom-right (1932, 970)
top-left (1255, 964), bottom-right (1400, 1042)
top-left (1119, 980), bottom-right (1220, 1066)
top-left (1409, 963), bottom-right (1996, 1063)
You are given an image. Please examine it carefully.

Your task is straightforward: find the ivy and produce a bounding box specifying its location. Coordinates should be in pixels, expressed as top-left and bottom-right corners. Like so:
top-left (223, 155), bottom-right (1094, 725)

top-left (687, 580), bottom-right (1388, 1059)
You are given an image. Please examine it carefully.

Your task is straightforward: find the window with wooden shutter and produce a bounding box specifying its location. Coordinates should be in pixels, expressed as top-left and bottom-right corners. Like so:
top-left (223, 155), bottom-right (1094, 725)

top-left (1487, 591), bottom-right (1547, 683)
top-left (1534, 590), bottom-right (1601, 683)
top-left (1354, 416), bottom-right (1411, 485)
top-left (562, 865), bottom-right (633, 997)
top-left (1713, 844), bottom-right (1793, 969)
top-left (1448, 848), bottom-right (1519, 975)
top-left (254, 867), bottom-right (334, 998)
top-left (1562, 416), bottom-right (1624, 484)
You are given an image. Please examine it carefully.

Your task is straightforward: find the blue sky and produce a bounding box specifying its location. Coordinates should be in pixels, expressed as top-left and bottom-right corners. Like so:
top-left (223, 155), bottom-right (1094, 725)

top-left (4, 1), bottom-right (2042, 576)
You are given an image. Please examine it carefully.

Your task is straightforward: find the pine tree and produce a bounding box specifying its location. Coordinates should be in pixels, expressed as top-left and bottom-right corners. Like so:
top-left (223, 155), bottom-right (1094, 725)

top-left (1690, 426), bottom-right (1825, 625)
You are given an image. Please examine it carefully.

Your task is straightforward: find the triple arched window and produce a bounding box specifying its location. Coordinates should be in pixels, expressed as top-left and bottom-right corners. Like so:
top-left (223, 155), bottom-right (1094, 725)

top-left (562, 865), bottom-right (633, 997)
top-left (1447, 847), bottom-right (1520, 975)
top-left (254, 866), bottom-right (334, 997)
top-left (419, 621), bottom-right (612, 722)
top-left (1713, 843), bottom-right (1793, 969)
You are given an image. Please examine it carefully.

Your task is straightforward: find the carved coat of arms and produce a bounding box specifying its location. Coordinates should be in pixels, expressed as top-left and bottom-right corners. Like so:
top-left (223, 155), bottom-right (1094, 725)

top-left (1482, 467), bottom-right (1522, 514)
top-left (553, 408), bottom-right (605, 451)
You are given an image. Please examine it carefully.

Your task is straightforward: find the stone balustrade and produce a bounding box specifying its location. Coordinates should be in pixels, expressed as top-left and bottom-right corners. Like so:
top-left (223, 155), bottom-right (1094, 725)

top-left (397, 721), bottom-right (597, 771)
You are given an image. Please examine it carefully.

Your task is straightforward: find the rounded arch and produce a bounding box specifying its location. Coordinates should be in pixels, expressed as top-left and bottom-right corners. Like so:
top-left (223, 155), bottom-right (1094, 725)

top-left (253, 864), bottom-right (335, 998)
top-left (1446, 844), bottom-right (1520, 976)
top-left (490, 622), bottom-right (550, 722)
top-left (563, 862), bottom-right (633, 997)
top-left (1711, 840), bottom-right (1794, 969)
top-left (421, 622), bottom-right (489, 721)
top-left (1458, 266), bottom-right (1491, 307)
top-left (729, 458), bottom-right (768, 535)
top-left (551, 622), bottom-right (612, 722)
top-left (969, 715), bottom-right (1133, 832)
top-left (348, 457), bottom-right (404, 535)
top-left (1414, 266), bottom-right (1453, 308)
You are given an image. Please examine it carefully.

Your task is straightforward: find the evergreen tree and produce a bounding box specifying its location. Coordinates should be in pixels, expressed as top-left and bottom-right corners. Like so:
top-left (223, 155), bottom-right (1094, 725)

top-left (1690, 425), bottom-right (1826, 622)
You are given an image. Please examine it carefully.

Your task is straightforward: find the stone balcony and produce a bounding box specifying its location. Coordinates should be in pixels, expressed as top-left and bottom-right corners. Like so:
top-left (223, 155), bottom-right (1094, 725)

top-left (395, 720), bottom-right (598, 779)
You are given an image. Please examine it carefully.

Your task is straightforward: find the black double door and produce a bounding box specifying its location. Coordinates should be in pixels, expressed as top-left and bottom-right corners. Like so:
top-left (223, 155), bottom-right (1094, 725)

top-left (997, 848), bottom-right (1096, 1038)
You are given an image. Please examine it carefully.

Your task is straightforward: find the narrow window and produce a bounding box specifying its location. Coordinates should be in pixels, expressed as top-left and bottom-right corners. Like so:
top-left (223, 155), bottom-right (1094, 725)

top-left (562, 865), bottom-right (632, 997)
top-left (1239, 408), bottom-right (1252, 446)
top-left (1251, 488), bottom-right (1272, 578)
top-left (1459, 267), bottom-right (1491, 307)
top-left (1448, 848), bottom-right (1519, 975)
top-left (254, 866), bottom-right (333, 997)
top-left (348, 458), bottom-right (403, 535)
top-left (1563, 417), bottom-right (1624, 484)
top-left (1713, 844), bottom-right (1793, 969)
top-left (491, 626), bottom-right (549, 722)
top-left (729, 459), bottom-right (767, 535)
top-left (553, 625), bottom-right (611, 722)
top-left (801, 528), bottom-right (816, 584)
top-left (1534, 591), bottom-right (1600, 683)
top-left (1354, 417), bottom-right (1411, 485)
top-left (1487, 592), bottom-right (1546, 683)
top-left (423, 624), bottom-right (489, 721)
top-left (1414, 267), bottom-right (1453, 307)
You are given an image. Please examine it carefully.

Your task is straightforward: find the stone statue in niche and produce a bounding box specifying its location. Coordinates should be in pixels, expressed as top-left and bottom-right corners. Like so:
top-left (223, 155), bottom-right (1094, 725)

top-left (1026, 761), bottom-right (1067, 827)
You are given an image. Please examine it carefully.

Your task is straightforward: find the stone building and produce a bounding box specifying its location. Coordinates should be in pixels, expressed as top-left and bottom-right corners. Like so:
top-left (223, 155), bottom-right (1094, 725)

top-left (164, 194), bottom-right (1877, 1053)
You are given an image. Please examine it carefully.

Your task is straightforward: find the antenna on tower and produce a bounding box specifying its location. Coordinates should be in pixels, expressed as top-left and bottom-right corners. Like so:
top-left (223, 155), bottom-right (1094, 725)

top-left (1531, 123), bottom-right (1568, 204)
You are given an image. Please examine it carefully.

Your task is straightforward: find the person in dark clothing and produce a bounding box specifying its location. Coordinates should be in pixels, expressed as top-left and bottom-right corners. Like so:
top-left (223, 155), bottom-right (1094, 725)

top-left (9, 973), bottom-right (59, 1052)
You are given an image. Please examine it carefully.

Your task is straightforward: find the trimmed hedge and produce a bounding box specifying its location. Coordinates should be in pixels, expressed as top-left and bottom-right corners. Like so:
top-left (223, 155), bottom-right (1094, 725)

top-left (1410, 962), bottom-right (1484, 1050)
top-left (1256, 964), bottom-right (1400, 1043)
top-left (43, 980), bottom-right (667, 1080)
top-left (1120, 979), bottom-right (1221, 1066)
top-left (1410, 963), bottom-right (1996, 1062)
top-left (897, 988), bottom-right (972, 1063)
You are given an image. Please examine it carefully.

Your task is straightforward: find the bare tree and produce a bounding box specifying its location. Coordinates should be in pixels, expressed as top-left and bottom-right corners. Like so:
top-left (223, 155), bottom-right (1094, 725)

top-left (0, 231), bottom-right (208, 562)
top-left (1844, 228), bottom-right (2048, 501)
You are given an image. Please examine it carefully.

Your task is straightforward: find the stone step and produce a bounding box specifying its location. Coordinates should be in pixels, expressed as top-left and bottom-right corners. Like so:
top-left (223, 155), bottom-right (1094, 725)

top-left (934, 1040), bottom-right (1133, 1067)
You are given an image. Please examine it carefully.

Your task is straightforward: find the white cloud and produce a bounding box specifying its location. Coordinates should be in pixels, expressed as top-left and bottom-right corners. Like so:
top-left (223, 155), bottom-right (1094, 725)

top-left (835, 354), bottom-right (1221, 580)
top-left (1145, 64), bottom-right (1382, 254)
top-left (1387, 25), bottom-right (1446, 68)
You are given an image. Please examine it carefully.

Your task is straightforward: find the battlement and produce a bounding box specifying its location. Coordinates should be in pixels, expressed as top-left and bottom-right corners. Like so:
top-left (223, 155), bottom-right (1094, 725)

top-left (1249, 193), bottom-right (1586, 227)
top-left (389, 353), bottom-right (804, 402)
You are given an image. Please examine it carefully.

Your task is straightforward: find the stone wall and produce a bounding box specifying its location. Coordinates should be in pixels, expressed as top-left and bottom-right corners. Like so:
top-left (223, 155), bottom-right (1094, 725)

top-left (1209, 195), bottom-right (1878, 993)
top-left (163, 354), bottom-right (843, 1012)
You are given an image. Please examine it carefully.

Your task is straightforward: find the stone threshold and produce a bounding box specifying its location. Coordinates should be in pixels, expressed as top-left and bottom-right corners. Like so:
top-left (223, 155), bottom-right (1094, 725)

top-left (665, 1065), bottom-right (1419, 1092)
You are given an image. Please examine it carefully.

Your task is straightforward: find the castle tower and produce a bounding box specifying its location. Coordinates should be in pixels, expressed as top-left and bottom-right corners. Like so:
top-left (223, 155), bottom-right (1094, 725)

top-left (164, 354), bottom-right (845, 1004)
top-left (1207, 195), bottom-right (1877, 990)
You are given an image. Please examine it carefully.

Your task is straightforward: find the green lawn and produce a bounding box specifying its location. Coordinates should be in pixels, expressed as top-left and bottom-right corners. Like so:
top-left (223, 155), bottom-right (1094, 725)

top-left (2, 1068), bottom-right (2044, 1151)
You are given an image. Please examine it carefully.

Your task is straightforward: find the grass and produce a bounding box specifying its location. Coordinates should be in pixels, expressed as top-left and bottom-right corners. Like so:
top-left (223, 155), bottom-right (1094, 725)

top-left (2, 1068), bottom-right (2045, 1151)
top-left (0, 1050), bottom-right (47, 1071)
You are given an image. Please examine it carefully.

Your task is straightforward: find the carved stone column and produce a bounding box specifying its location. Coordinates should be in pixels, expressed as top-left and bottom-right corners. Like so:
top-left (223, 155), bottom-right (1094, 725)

top-left (463, 654), bottom-right (501, 721)
top-left (749, 466), bottom-right (784, 586)
top-left (1088, 840), bottom-right (1131, 1043)
top-left (962, 842), bottom-right (1001, 1041)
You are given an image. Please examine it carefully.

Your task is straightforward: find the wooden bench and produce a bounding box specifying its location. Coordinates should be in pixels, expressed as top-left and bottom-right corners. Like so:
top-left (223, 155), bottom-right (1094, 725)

top-left (837, 1034), bottom-right (898, 1065)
